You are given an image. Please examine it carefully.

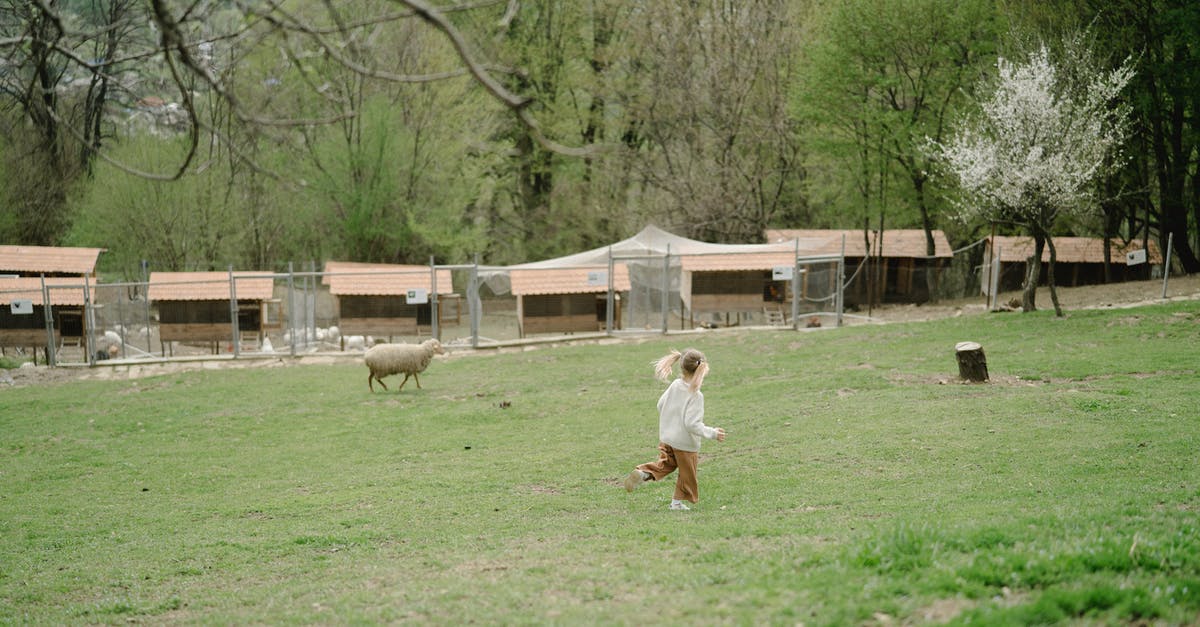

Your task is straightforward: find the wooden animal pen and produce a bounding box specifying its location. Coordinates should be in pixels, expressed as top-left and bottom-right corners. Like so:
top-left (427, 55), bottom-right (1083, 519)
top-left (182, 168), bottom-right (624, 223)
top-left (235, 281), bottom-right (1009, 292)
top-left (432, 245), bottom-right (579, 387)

top-left (0, 277), bottom-right (93, 364)
top-left (148, 271), bottom-right (277, 355)
top-left (765, 229), bottom-right (953, 305)
top-left (324, 262), bottom-right (456, 346)
top-left (680, 252), bottom-right (799, 327)
top-left (508, 265), bottom-right (631, 337)
top-left (983, 236), bottom-right (1163, 293)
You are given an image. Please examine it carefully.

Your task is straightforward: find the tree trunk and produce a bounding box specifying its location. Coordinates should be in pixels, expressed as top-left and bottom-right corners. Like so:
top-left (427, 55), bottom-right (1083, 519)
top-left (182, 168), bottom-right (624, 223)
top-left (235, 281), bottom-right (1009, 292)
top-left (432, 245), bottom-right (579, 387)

top-left (1046, 235), bottom-right (1063, 317)
top-left (955, 341), bottom-right (988, 382)
top-left (1021, 232), bottom-right (1045, 312)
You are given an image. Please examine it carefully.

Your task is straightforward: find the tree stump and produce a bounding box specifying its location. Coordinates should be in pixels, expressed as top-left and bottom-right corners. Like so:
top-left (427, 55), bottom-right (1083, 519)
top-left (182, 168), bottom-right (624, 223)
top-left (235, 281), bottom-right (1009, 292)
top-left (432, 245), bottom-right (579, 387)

top-left (955, 341), bottom-right (989, 382)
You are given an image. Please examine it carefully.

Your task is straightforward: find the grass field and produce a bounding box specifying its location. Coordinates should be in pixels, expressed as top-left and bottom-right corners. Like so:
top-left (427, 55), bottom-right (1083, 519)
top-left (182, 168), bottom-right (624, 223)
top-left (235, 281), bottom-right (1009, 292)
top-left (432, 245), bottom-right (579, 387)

top-left (2, 302), bottom-right (1198, 625)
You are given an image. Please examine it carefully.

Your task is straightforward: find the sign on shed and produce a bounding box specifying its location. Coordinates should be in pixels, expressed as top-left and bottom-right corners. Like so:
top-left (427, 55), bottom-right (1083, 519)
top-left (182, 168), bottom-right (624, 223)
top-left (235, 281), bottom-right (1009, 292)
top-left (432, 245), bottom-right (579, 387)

top-left (406, 288), bottom-right (429, 304)
top-left (1126, 249), bottom-right (1147, 265)
top-left (10, 299), bottom-right (32, 315)
top-left (586, 271), bottom-right (607, 287)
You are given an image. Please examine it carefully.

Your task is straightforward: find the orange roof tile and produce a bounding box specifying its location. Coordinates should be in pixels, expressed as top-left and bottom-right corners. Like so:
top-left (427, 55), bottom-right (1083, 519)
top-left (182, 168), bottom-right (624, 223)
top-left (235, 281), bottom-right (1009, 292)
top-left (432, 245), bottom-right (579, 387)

top-left (0, 277), bottom-right (94, 306)
top-left (148, 271), bottom-right (275, 302)
top-left (679, 251), bottom-right (799, 272)
top-left (0, 245), bottom-right (105, 275)
top-left (324, 261), bottom-right (454, 296)
top-left (509, 265), bottom-right (632, 296)
top-left (765, 229), bottom-right (953, 258)
top-left (988, 237), bottom-right (1163, 264)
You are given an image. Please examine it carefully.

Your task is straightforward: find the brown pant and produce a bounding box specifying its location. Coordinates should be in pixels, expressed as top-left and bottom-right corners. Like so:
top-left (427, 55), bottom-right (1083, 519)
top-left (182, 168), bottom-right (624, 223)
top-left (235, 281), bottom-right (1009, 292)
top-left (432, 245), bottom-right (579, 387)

top-left (637, 443), bottom-right (699, 503)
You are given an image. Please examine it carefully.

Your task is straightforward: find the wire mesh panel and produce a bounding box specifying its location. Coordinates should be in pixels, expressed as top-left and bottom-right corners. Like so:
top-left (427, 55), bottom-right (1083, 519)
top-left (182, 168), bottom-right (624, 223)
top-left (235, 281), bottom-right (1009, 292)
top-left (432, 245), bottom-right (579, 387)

top-left (618, 253), bottom-right (676, 333)
top-left (794, 257), bottom-right (843, 321)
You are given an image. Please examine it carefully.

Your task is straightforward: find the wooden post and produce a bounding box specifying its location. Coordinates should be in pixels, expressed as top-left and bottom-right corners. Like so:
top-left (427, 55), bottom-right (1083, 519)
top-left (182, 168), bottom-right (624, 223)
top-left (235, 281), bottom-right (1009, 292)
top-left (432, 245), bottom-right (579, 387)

top-left (955, 342), bottom-right (988, 382)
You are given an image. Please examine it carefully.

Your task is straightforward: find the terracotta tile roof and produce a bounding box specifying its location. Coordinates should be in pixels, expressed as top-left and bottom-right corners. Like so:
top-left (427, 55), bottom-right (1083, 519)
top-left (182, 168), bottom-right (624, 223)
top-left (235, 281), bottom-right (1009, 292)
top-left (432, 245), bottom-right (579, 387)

top-left (764, 229), bottom-right (953, 258)
top-left (0, 245), bottom-right (105, 275)
top-left (0, 277), bottom-right (94, 306)
top-left (509, 265), bottom-right (632, 296)
top-left (323, 261), bottom-right (454, 296)
top-left (679, 251), bottom-right (799, 272)
top-left (988, 236), bottom-right (1163, 264)
top-left (148, 271), bottom-right (275, 302)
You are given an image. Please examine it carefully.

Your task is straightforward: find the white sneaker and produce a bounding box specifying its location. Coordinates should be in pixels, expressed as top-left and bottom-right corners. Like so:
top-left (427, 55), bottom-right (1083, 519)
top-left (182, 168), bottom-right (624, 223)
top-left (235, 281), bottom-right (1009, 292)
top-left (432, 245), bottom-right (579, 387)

top-left (669, 501), bottom-right (691, 510)
top-left (624, 470), bottom-right (646, 492)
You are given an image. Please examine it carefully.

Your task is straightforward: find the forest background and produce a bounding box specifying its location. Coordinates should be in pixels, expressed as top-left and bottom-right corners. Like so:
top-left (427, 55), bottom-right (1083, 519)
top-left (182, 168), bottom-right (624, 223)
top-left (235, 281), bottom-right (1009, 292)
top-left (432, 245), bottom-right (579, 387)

top-left (1, 0), bottom-right (1197, 280)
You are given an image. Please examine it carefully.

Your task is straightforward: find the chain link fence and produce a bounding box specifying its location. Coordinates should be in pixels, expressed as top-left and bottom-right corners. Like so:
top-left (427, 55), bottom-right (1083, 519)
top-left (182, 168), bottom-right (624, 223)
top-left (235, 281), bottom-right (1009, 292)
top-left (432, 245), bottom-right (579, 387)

top-left (2, 251), bottom-right (848, 367)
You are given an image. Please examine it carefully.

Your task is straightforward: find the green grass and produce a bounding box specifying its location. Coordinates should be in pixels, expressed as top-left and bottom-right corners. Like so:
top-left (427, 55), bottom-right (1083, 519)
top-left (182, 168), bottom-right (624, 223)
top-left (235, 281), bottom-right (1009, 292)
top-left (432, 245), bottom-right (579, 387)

top-left (2, 303), bottom-right (1198, 624)
top-left (0, 355), bottom-right (27, 370)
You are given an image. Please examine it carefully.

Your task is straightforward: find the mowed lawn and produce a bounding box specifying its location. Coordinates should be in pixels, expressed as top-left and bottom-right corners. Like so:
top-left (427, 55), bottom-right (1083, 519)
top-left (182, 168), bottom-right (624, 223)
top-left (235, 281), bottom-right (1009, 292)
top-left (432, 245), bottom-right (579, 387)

top-left (2, 303), bottom-right (1198, 625)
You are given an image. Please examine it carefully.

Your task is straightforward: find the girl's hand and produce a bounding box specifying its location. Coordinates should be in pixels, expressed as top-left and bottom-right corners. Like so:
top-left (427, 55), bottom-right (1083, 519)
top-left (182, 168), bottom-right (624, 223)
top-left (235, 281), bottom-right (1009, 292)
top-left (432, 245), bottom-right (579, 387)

top-left (715, 427), bottom-right (726, 442)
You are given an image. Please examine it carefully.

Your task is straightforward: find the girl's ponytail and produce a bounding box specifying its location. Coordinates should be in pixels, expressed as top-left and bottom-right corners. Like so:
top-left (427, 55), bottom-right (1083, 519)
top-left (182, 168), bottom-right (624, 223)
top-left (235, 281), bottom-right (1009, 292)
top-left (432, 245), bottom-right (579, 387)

top-left (653, 348), bottom-right (708, 392)
top-left (653, 349), bottom-right (682, 382)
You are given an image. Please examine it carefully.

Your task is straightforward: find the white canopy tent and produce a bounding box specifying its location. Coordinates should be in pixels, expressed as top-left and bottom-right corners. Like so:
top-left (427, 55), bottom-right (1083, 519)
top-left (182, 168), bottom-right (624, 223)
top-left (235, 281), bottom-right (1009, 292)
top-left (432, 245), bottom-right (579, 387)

top-left (478, 225), bottom-right (841, 331)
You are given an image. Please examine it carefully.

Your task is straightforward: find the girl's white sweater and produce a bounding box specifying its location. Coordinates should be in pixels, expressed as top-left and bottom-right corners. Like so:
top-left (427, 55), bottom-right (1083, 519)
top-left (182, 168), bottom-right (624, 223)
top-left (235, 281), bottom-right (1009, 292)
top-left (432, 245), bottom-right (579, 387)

top-left (656, 378), bottom-right (719, 452)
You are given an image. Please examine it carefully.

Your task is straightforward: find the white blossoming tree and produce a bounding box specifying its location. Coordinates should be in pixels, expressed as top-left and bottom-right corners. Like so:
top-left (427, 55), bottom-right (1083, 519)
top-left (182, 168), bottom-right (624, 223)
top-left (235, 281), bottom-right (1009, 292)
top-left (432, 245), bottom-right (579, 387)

top-left (934, 37), bottom-right (1135, 315)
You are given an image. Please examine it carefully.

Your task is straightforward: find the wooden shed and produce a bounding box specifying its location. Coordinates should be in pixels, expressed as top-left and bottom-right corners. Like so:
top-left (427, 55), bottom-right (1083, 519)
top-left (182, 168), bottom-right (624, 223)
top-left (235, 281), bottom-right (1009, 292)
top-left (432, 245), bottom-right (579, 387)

top-left (0, 245), bottom-right (104, 278)
top-left (508, 265), bottom-right (631, 337)
top-left (323, 262), bottom-right (455, 345)
top-left (679, 251), bottom-right (799, 326)
top-left (983, 236), bottom-right (1163, 293)
top-left (148, 271), bottom-right (276, 354)
top-left (765, 229), bottom-right (953, 305)
top-left (0, 277), bottom-right (94, 363)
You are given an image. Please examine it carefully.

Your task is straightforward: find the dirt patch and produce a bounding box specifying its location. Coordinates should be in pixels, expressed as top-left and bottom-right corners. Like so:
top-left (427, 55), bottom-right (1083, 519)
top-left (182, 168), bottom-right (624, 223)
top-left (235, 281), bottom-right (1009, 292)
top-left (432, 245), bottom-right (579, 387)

top-left (858, 274), bottom-right (1200, 324)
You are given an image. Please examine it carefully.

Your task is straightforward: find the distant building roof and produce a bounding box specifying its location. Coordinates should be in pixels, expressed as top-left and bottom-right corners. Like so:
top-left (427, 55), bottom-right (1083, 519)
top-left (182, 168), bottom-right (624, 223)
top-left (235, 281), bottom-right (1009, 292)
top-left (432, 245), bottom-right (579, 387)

top-left (0, 245), bottom-right (105, 275)
top-left (988, 236), bottom-right (1163, 264)
top-left (764, 229), bottom-right (953, 259)
top-left (509, 265), bottom-right (632, 296)
top-left (679, 251), bottom-right (799, 272)
top-left (323, 261), bottom-right (454, 296)
top-left (0, 276), bottom-right (94, 306)
top-left (148, 271), bottom-right (275, 301)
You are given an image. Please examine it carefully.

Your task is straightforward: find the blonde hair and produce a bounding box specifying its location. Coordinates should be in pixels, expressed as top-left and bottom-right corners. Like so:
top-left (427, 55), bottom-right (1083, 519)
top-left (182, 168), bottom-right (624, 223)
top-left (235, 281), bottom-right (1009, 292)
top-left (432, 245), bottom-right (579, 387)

top-left (653, 348), bottom-right (709, 393)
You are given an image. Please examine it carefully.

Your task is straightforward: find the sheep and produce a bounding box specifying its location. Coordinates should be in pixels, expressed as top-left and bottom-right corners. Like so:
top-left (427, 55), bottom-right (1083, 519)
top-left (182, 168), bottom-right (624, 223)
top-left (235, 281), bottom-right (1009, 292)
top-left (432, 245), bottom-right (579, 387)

top-left (364, 338), bottom-right (445, 393)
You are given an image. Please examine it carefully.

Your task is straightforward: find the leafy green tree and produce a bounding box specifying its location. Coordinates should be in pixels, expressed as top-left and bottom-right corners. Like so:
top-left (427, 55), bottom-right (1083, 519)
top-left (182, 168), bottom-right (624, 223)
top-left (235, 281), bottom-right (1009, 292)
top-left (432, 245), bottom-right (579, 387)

top-left (1092, 0), bottom-right (1199, 272)
top-left (796, 0), bottom-right (1001, 248)
top-left (67, 137), bottom-right (242, 276)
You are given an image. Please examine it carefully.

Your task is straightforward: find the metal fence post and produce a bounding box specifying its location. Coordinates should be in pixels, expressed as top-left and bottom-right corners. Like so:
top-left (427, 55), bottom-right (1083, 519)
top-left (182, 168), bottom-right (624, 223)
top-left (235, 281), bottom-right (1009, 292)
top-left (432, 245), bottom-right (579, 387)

top-left (606, 247), bottom-right (615, 334)
top-left (838, 235), bottom-right (846, 327)
top-left (1161, 232), bottom-right (1174, 300)
top-left (84, 274), bottom-right (95, 366)
top-left (430, 256), bottom-right (440, 341)
top-left (287, 262), bottom-right (297, 357)
top-left (116, 286), bottom-right (127, 358)
top-left (228, 266), bottom-right (240, 358)
top-left (791, 239), bottom-right (801, 330)
top-left (40, 275), bottom-right (55, 367)
top-left (471, 256), bottom-right (482, 349)
top-left (836, 257), bottom-right (845, 327)
top-left (661, 245), bottom-right (671, 333)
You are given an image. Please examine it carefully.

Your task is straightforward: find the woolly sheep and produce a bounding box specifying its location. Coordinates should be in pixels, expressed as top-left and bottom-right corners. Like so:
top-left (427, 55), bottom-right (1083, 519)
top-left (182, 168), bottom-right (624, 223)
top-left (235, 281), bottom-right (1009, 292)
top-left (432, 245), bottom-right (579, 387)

top-left (364, 338), bottom-right (445, 393)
